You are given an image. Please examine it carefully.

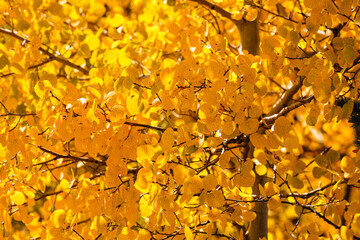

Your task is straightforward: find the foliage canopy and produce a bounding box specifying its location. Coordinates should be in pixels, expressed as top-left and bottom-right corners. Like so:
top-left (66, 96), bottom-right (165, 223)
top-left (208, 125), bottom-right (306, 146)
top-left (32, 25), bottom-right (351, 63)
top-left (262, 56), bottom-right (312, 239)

top-left (1, 0), bottom-right (360, 239)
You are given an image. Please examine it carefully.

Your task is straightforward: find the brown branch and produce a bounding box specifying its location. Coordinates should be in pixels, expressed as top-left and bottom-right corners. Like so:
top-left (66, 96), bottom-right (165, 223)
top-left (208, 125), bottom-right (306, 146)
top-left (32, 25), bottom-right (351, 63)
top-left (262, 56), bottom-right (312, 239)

top-left (189, 0), bottom-right (261, 55)
top-left (0, 28), bottom-right (89, 75)
top-left (37, 146), bottom-right (105, 165)
top-left (282, 200), bottom-right (349, 234)
top-left (280, 180), bottom-right (336, 199)
top-left (268, 77), bottom-right (286, 91)
top-left (0, 101), bottom-right (36, 117)
top-left (244, 0), bottom-right (299, 23)
top-left (28, 58), bottom-right (54, 70)
top-left (261, 95), bottom-right (315, 126)
top-left (39, 46), bottom-right (89, 74)
top-left (72, 229), bottom-right (85, 240)
top-left (189, 0), bottom-right (235, 21)
top-left (34, 190), bottom-right (63, 201)
top-left (0, 58), bottom-right (54, 78)
top-left (266, 78), bottom-right (304, 116)
top-left (124, 121), bottom-right (167, 132)
top-left (0, 72), bottom-right (15, 78)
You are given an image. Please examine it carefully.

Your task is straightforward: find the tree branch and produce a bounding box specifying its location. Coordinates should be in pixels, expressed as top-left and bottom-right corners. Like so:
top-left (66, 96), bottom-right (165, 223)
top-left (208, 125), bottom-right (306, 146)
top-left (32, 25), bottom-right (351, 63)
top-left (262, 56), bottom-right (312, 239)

top-left (266, 79), bottom-right (304, 116)
top-left (124, 121), bottom-right (167, 132)
top-left (189, 0), bottom-right (260, 55)
top-left (37, 146), bottom-right (105, 165)
top-left (0, 28), bottom-right (89, 75)
top-left (0, 101), bottom-right (36, 117)
top-left (279, 181), bottom-right (336, 199)
top-left (261, 95), bottom-right (315, 126)
top-left (189, 0), bottom-right (236, 21)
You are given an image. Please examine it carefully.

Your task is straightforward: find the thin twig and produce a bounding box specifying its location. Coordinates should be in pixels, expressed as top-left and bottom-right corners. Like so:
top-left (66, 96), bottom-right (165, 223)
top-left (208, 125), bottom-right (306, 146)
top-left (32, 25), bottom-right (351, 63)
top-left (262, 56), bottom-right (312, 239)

top-left (37, 146), bottom-right (105, 165)
top-left (124, 121), bottom-right (167, 132)
top-left (0, 101), bottom-right (36, 117)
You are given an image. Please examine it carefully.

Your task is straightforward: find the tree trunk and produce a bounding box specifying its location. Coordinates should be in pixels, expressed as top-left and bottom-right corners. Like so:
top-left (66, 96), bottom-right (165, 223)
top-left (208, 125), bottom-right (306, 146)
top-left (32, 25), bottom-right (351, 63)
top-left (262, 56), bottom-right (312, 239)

top-left (237, 17), bottom-right (267, 240)
top-left (249, 168), bottom-right (268, 240)
top-left (235, 19), bottom-right (260, 55)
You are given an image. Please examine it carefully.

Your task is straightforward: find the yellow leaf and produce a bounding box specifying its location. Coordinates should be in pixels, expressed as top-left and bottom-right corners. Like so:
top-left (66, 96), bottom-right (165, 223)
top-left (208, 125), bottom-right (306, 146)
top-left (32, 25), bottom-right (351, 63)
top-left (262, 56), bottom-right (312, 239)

top-left (159, 90), bottom-right (177, 111)
top-left (207, 137), bottom-right (222, 148)
top-left (104, 49), bottom-right (121, 65)
top-left (160, 59), bottom-right (176, 90)
top-left (304, 0), bottom-right (319, 9)
top-left (222, 120), bottom-right (236, 135)
top-left (184, 226), bottom-right (194, 240)
top-left (185, 175), bottom-right (203, 195)
top-left (312, 166), bottom-right (327, 178)
top-left (341, 156), bottom-right (355, 175)
top-left (245, 8), bottom-right (258, 22)
top-left (255, 164), bottom-right (267, 176)
top-left (118, 47), bottom-right (133, 66)
top-left (50, 209), bottom-right (66, 228)
top-left (203, 174), bottom-right (218, 191)
top-left (34, 80), bottom-right (53, 99)
top-left (232, 12), bottom-right (243, 20)
top-left (219, 151), bottom-right (232, 169)
top-left (88, 86), bottom-right (102, 100)
top-left (315, 154), bottom-right (328, 167)
top-left (242, 159), bottom-right (254, 173)
top-left (172, 164), bottom-right (189, 184)
top-left (59, 179), bottom-right (70, 190)
top-left (134, 168), bottom-right (153, 192)
top-left (326, 149), bottom-right (340, 163)
top-left (127, 92), bottom-right (141, 115)
top-left (104, 91), bottom-right (118, 107)
top-left (109, 105), bottom-right (125, 123)
top-left (250, 133), bottom-right (266, 149)
top-left (205, 190), bottom-right (225, 208)
top-left (288, 176), bottom-right (304, 189)
top-left (137, 145), bottom-right (155, 166)
top-left (238, 116), bottom-right (259, 135)
top-left (155, 154), bottom-right (167, 169)
top-left (10, 191), bottom-right (26, 205)
top-left (0, 54), bottom-right (9, 69)
top-left (206, 60), bottom-right (225, 82)
top-left (86, 107), bottom-right (99, 125)
top-left (161, 128), bottom-right (175, 151)
top-left (110, 13), bottom-right (124, 27)
top-left (340, 226), bottom-right (353, 240)
top-left (274, 116), bottom-right (291, 137)
top-left (85, 34), bottom-right (100, 51)
top-left (139, 194), bottom-right (153, 217)
top-left (342, 99), bottom-right (354, 119)
top-left (264, 182), bottom-right (279, 196)
top-left (137, 229), bottom-right (151, 239)
top-left (242, 211), bottom-right (256, 222)
top-left (232, 171), bottom-right (255, 188)
top-left (343, 45), bottom-right (356, 64)
top-left (268, 195), bottom-right (281, 210)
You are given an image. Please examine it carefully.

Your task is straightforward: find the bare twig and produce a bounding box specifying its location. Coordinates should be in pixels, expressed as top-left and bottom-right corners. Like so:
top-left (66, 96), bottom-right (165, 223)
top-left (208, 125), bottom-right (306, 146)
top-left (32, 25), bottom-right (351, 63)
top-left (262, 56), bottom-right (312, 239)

top-left (37, 146), bottom-right (105, 165)
top-left (28, 58), bottom-right (54, 70)
top-left (34, 190), bottom-right (63, 201)
top-left (0, 101), bottom-right (36, 117)
top-left (124, 121), bottom-right (166, 132)
top-left (0, 72), bottom-right (15, 78)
